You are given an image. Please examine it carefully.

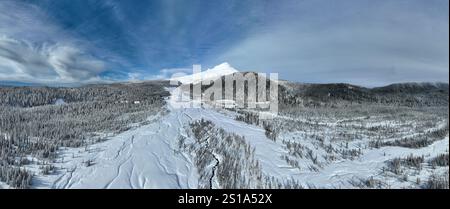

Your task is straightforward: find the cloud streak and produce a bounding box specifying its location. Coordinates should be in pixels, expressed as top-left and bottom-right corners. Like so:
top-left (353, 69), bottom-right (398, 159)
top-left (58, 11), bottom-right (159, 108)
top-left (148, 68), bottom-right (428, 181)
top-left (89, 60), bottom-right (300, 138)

top-left (0, 36), bottom-right (105, 83)
top-left (0, 0), bottom-right (448, 86)
top-left (0, 0), bottom-right (106, 84)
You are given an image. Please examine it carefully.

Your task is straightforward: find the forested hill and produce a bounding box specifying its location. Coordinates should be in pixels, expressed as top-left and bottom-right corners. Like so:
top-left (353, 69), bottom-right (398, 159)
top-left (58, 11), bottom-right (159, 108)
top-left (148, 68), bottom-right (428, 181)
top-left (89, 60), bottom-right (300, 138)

top-left (178, 71), bottom-right (448, 108)
top-left (0, 81), bottom-right (171, 108)
top-left (0, 81), bottom-right (170, 188)
top-left (280, 81), bottom-right (448, 107)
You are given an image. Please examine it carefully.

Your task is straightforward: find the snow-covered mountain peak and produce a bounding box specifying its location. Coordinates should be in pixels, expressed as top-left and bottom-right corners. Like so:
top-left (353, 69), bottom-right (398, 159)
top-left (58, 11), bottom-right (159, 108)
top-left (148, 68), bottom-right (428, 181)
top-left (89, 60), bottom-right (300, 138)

top-left (171, 62), bottom-right (239, 84)
top-left (207, 62), bottom-right (236, 73)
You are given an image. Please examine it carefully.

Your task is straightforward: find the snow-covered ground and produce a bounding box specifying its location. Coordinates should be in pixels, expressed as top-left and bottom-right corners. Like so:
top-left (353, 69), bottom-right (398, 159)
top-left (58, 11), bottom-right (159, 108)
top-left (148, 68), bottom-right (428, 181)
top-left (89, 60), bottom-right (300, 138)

top-left (22, 86), bottom-right (448, 189)
top-left (31, 110), bottom-right (199, 189)
top-left (29, 87), bottom-right (291, 188)
top-left (0, 181), bottom-right (10, 189)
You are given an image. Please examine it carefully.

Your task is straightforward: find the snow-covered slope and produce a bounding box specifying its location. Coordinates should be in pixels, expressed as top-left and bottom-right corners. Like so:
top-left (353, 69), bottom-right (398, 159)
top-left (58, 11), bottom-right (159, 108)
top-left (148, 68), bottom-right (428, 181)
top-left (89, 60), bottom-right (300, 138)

top-left (171, 62), bottom-right (238, 84)
top-left (26, 85), bottom-right (448, 189)
top-left (30, 87), bottom-right (296, 188)
top-left (32, 104), bottom-right (200, 189)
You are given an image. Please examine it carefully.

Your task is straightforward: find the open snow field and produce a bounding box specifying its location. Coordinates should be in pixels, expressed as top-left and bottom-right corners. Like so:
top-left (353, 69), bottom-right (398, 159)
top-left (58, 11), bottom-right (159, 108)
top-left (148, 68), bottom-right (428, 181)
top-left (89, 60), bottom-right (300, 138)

top-left (25, 87), bottom-right (448, 189)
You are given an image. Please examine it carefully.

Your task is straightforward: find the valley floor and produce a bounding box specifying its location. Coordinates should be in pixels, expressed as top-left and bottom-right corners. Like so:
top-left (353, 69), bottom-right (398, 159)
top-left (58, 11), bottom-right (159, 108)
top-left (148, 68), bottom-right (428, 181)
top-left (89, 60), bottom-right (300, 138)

top-left (23, 88), bottom-right (450, 189)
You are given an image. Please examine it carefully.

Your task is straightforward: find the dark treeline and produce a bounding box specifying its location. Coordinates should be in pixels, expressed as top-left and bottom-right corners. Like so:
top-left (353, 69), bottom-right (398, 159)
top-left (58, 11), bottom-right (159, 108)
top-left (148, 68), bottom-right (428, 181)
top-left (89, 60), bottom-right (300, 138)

top-left (188, 72), bottom-right (448, 109)
top-left (279, 82), bottom-right (449, 108)
top-left (0, 81), bottom-right (170, 107)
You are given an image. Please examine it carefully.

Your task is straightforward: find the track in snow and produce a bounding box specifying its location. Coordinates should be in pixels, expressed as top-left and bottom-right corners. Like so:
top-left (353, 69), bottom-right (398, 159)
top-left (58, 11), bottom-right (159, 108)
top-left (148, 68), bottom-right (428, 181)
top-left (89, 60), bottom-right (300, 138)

top-left (30, 87), bottom-right (449, 189)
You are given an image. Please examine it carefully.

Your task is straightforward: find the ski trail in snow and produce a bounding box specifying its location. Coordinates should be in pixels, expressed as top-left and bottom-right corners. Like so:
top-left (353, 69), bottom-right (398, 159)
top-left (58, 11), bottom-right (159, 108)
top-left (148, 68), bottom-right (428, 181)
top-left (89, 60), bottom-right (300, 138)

top-left (39, 105), bottom-right (200, 188)
top-left (104, 154), bottom-right (133, 189)
top-left (44, 87), bottom-right (297, 188)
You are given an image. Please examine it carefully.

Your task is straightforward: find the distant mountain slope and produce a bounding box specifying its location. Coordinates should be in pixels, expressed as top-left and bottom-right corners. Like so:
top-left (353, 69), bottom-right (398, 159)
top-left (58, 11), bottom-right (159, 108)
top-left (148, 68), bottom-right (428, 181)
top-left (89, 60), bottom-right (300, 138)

top-left (372, 82), bottom-right (449, 94)
top-left (283, 82), bottom-right (448, 107)
top-left (181, 70), bottom-right (448, 108)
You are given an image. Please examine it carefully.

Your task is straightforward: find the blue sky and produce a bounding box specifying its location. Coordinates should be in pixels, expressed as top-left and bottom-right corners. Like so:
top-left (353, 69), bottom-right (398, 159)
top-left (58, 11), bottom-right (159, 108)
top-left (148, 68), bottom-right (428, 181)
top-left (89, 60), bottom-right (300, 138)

top-left (0, 0), bottom-right (448, 86)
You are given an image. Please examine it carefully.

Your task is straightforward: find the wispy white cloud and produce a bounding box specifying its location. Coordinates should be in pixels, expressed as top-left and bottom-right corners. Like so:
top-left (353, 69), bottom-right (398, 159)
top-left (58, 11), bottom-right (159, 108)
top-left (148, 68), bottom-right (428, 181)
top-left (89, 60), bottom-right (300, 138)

top-left (1, 0), bottom-right (448, 86)
top-left (0, 36), bottom-right (105, 83)
top-left (157, 68), bottom-right (193, 78)
top-left (126, 67), bottom-right (192, 82)
top-left (0, 0), bottom-right (106, 84)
